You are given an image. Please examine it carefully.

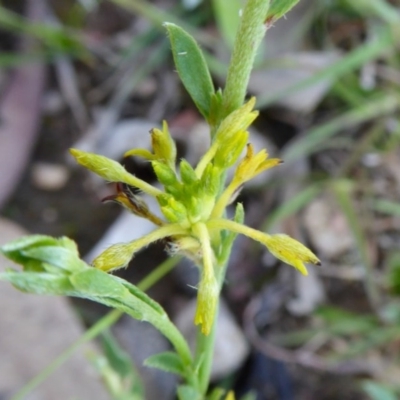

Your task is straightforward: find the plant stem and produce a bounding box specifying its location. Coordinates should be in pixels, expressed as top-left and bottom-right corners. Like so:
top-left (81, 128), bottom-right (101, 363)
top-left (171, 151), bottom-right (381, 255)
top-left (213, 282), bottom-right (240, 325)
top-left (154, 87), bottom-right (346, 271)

top-left (222, 0), bottom-right (270, 117)
top-left (190, 2), bottom-right (271, 394)
top-left (194, 305), bottom-right (219, 395)
top-left (136, 256), bottom-right (181, 291)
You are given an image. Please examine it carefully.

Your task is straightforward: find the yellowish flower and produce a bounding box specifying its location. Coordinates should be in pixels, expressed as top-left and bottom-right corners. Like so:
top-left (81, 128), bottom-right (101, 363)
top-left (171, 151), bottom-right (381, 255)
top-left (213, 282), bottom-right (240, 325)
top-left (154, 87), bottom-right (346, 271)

top-left (92, 242), bottom-right (134, 272)
top-left (225, 391), bottom-right (236, 400)
top-left (233, 143), bottom-right (282, 185)
top-left (194, 272), bottom-right (219, 335)
top-left (263, 234), bottom-right (320, 276)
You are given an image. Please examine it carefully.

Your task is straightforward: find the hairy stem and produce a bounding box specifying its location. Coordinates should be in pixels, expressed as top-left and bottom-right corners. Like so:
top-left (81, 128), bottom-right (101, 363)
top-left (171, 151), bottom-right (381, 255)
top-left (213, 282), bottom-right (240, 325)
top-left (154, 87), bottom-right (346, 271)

top-left (222, 0), bottom-right (270, 117)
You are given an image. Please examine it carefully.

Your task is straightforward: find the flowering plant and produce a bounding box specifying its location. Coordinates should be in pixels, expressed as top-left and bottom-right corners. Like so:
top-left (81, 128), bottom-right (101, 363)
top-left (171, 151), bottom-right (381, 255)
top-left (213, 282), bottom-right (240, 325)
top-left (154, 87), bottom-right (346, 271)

top-left (0, 0), bottom-right (319, 398)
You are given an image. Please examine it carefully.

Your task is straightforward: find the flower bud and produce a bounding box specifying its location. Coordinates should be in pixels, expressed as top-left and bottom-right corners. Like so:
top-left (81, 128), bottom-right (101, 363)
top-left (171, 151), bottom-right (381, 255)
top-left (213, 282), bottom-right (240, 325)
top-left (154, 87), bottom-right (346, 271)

top-left (214, 130), bottom-right (248, 169)
top-left (200, 164), bottom-right (221, 198)
top-left (179, 159), bottom-right (198, 185)
top-left (157, 194), bottom-right (187, 223)
top-left (70, 149), bottom-right (130, 183)
top-left (214, 97), bottom-right (258, 143)
top-left (194, 272), bottom-right (219, 335)
top-left (152, 161), bottom-right (178, 188)
top-left (92, 243), bottom-right (135, 272)
top-left (151, 121), bottom-right (177, 168)
top-left (263, 234), bottom-right (320, 276)
top-left (233, 144), bottom-right (282, 186)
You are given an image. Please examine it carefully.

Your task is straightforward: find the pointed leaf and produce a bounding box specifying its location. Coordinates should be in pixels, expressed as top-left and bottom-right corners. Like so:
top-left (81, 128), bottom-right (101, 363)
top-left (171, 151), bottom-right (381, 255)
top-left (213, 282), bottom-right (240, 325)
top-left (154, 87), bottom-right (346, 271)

top-left (144, 351), bottom-right (186, 376)
top-left (165, 23), bottom-right (214, 119)
top-left (70, 269), bottom-right (129, 298)
top-left (265, 0), bottom-right (300, 25)
top-left (0, 235), bottom-right (59, 265)
top-left (102, 331), bottom-right (135, 377)
top-left (1, 236), bottom-right (193, 367)
top-left (22, 246), bottom-right (85, 271)
top-left (1, 271), bottom-right (74, 295)
top-left (101, 331), bottom-right (145, 398)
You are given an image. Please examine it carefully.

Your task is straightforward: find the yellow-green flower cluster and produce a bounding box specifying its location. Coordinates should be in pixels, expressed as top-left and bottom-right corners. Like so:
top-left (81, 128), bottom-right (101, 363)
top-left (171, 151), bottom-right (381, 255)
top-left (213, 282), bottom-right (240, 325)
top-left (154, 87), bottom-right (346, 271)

top-left (70, 97), bottom-right (320, 335)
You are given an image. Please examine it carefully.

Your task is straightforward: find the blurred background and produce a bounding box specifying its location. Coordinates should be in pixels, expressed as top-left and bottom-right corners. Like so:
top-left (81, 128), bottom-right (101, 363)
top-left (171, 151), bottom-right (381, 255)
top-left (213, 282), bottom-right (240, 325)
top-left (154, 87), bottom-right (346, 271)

top-left (1, 0), bottom-right (400, 399)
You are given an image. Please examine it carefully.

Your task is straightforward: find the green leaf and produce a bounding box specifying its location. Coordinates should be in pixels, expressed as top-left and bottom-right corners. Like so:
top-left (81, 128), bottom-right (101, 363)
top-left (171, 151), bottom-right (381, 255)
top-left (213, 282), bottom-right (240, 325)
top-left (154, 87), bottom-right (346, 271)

top-left (208, 89), bottom-right (224, 132)
top-left (164, 23), bottom-right (214, 119)
top-left (71, 274), bottom-right (193, 366)
top-left (177, 385), bottom-right (202, 400)
top-left (69, 269), bottom-right (129, 298)
top-left (179, 159), bottom-right (198, 185)
top-left (102, 331), bottom-right (135, 378)
top-left (1, 271), bottom-right (74, 295)
top-left (144, 351), bottom-right (186, 376)
top-left (0, 235), bottom-right (58, 264)
top-left (266, 0), bottom-right (300, 25)
top-left (21, 246), bottom-right (85, 271)
top-left (0, 235), bottom-right (193, 367)
top-left (117, 278), bottom-right (166, 316)
top-left (101, 331), bottom-right (145, 399)
top-left (0, 235), bottom-right (83, 273)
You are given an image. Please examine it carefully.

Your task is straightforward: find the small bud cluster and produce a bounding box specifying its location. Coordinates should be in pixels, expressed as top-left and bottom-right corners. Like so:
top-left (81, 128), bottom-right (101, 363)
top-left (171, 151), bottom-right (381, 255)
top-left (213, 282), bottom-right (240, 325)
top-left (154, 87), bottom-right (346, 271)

top-left (70, 97), bottom-right (320, 335)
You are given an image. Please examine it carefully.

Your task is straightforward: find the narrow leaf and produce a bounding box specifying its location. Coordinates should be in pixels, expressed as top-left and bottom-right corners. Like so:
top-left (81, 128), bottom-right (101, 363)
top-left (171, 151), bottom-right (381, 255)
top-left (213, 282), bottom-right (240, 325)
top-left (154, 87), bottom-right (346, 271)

top-left (144, 351), bottom-right (186, 376)
top-left (102, 331), bottom-right (135, 377)
top-left (117, 278), bottom-right (165, 315)
top-left (0, 235), bottom-right (58, 265)
top-left (69, 269), bottom-right (129, 298)
top-left (101, 331), bottom-right (145, 398)
top-left (0, 236), bottom-right (193, 367)
top-left (1, 272), bottom-right (74, 295)
top-left (165, 23), bottom-right (214, 118)
top-left (22, 246), bottom-right (85, 271)
top-left (265, 0), bottom-right (300, 25)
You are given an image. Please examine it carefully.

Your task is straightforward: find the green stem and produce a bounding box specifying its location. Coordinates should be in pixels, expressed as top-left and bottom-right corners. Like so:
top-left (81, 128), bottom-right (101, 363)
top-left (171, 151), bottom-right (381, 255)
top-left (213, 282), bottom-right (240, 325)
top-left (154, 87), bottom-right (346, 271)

top-left (127, 223), bottom-right (187, 252)
top-left (194, 305), bottom-right (219, 395)
top-left (136, 256), bottom-right (181, 291)
top-left (222, 0), bottom-right (270, 117)
top-left (195, 142), bottom-right (219, 177)
top-left (207, 218), bottom-right (271, 245)
top-left (191, 3), bottom-right (271, 392)
top-left (211, 181), bottom-right (237, 219)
